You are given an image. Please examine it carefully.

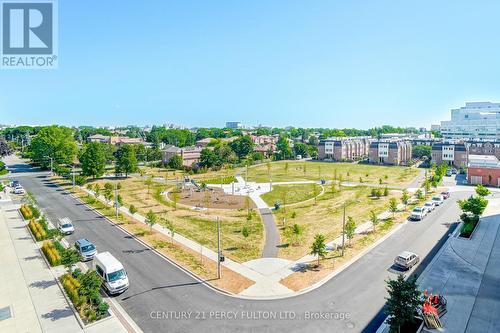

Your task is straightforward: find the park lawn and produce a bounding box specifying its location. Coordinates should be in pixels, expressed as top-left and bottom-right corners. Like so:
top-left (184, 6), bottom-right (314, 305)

top-left (261, 183), bottom-right (323, 206)
top-left (274, 185), bottom-right (402, 260)
top-left (85, 176), bottom-right (264, 263)
top-left (242, 160), bottom-right (420, 187)
top-left (280, 216), bottom-right (403, 291)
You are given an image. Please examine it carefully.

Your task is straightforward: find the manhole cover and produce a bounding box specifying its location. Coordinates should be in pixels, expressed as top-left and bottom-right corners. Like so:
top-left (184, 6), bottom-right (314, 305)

top-left (0, 306), bottom-right (12, 321)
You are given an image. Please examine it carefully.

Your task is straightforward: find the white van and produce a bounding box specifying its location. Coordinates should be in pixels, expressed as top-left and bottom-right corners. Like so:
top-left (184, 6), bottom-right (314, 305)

top-left (93, 252), bottom-right (129, 295)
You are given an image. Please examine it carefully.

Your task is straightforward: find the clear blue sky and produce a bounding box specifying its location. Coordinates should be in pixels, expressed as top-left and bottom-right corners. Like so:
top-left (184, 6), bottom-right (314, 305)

top-left (2, 0), bottom-right (500, 129)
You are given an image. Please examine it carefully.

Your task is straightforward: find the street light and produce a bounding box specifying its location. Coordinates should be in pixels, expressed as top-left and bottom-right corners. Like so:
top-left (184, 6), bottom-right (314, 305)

top-left (216, 216), bottom-right (222, 279)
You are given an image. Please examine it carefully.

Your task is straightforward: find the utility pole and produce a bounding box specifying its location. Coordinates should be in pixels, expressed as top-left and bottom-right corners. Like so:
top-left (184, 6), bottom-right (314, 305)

top-left (72, 164), bottom-right (75, 190)
top-left (115, 180), bottom-right (119, 219)
top-left (217, 217), bottom-right (221, 279)
top-left (342, 202), bottom-right (346, 256)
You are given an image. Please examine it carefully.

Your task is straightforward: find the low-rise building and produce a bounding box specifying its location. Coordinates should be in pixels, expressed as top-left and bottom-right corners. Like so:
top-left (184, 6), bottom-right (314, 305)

top-left (431, 142), bottom-right (467, 168)
top-left (161, 145), bottom-right (202, 167)
top-left (88, 134), bottom-right (111, 144)
top-left (110, 136), bottom-right (147, 146)
top-left (368, 140), bottom-right (412, 165)
top-left (468, 154), bottom-right (500, 186)
top-left (318, 137), bottom-right (371, 161)
top-left (466, 141), bottom-right (500, 160)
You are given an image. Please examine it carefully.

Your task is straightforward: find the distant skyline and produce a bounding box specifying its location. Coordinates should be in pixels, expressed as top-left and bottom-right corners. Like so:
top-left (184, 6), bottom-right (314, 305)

top-left (2, 1), bottom-right (500, 128)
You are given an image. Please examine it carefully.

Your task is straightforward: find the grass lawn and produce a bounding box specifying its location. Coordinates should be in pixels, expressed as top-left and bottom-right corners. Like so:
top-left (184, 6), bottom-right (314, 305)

top-left (274, 184), bottom-right (404, 260)
top-left (242, 160), bottom-right (420, 186)
top-left (261, 183), bottom-right (323, 206)
top-left (85, 176), bottom-right (263, 263)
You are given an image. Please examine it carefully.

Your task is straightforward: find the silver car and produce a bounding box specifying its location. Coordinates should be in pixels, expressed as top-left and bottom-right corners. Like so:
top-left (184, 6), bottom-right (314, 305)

top-left (394, 251), bottom-right (420, 270)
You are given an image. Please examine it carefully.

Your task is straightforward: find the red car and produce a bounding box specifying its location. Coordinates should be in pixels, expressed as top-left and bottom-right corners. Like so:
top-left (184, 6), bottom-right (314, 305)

top-left (441, 191), bottom-right (450, 199)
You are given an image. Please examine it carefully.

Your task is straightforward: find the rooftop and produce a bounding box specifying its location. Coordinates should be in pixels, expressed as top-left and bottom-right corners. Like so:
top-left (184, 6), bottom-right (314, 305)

top-left (468, 154), bottom-right (500, 168)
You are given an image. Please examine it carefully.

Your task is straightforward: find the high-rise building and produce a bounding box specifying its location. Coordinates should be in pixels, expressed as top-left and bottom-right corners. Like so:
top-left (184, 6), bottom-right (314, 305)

top-left (440, 102), bottom-right (500, 140)
top-left (225, 121), bottom-right (242, 129)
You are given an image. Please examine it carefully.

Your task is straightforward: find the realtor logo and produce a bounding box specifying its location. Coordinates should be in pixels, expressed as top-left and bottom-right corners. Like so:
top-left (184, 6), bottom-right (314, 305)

top-left (1, 0), bottom-right (58, 69)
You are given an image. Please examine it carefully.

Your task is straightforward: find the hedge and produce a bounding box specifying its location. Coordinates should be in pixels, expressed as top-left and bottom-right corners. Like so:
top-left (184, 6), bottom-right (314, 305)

top-left (61, 273), bottom-right (81, 306)
top-left (20, 204), bottom-right (33, 220)
top-left (28, 219), bottom-right (47, 241)
top-left (41, 241), bottom-right (62, 266)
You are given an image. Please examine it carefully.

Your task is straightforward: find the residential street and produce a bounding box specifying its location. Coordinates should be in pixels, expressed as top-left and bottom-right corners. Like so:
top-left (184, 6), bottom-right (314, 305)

top-left (4, 158), bottom-right (473, 333)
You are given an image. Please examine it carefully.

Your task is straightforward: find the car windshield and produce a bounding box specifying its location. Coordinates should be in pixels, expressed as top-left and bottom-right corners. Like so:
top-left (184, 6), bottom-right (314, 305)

top-left (107, 269), bottom-right (126, 282)
top-left (432, 197), bottom-right (440, 200)
top-left (424, 203), bottom-right (432, 206)
top-left (81, 244), bottom-right (95, 252)
top-left (62, 223), bottom-right (73, 228)
top-left (413, 208), bottom-right (423, 212)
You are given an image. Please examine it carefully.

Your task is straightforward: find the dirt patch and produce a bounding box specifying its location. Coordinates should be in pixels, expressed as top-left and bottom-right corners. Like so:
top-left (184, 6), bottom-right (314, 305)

top-left (169, 187), bottom-right (256, 210)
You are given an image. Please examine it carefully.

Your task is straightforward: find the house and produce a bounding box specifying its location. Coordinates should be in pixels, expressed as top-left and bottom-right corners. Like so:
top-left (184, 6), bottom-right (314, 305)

top-left (368, 140), bottom-right (412, 165)
top-left (161, 145), bottom-right (203, 167)
top-left (431, 142), bottom-right (467, 168)
top-left (88, 134), bottom-right (111, 144)
top-left (466, 141), bottom-right (500, 160)
top-left (468, 155), bottom-right (500, 186)
top-left (318, 137), bottom-right (371, 161)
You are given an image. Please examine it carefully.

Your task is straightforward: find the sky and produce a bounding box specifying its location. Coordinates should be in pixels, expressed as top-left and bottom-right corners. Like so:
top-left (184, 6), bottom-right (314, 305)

top-left (1, 0), bottom-right (500, 129)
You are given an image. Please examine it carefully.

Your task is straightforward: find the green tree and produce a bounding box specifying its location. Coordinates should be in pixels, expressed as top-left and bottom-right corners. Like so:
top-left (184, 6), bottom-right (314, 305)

top-left (310, 234), bottom-right (327, 267)
top-left (168, 154), bottom-right (184, 169)
top-left (415, 189), bottom-right (424, 200)
top-left (401, 189), bottom-right (410, 209)
top-left (412, 145), bottom-right (431, 159)
top-left (104, 187), bottom-right (113, 203)
top-left (345, 216), bottom-right (356, 246)
top-left (475, 184), bottom-right (491, 197)
top-left (385, 275), bottom-right (423, 333)
top-left (384, 187), bottom-right (389, 196)
top-left (389, 198), bottom-right (398, 217)
top-left (115, 145), bottom-right (138, 177)
top-left (275, 135), bottom-right (293, 160)
top-left (370, 210), bottom-right (379, 231)
top-left (129, 204), bottom-right (137, 214)
top-left (229, 135), bottom-right (254, 159)
top-left (61, 248), bottom-right (81, 271)
top-left (458, 196), bottom-right (488, 216)
top-left (0, 138), bottom-right (13, 156)
top-left (145, 210), bottom-right (157, 231)
top-left (144, 176), bottom-right (153, 199)
top-left (80, 142), bottom-right (106, 179)
top-left (93, 183), bottom-right (101, 198)
top-left (28, 125), bottom-right (78, 169)
top-left (285, 223), bottom-right (304, 246)
top-left (164, 219), bottom-right (175, 243)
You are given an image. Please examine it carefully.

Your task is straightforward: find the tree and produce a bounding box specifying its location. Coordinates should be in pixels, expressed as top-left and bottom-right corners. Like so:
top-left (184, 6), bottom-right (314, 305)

top-left (344, 217), bottom-right (356, 246)
top-left (115, 145), bottom-right (138, 177)
top-left (412, 145), bottom-right (431, 159)
top-left (164, 219), bottom-right (175, 243)
top-left (93, 183), bottom-right (101, 198)
top-left (293, 142), bottom-right (309, 158)
top-left (370, 210), bottom-right (379, 231)
top-left (415, 189), bottom-right (424, 200)
top-left (384, 187), bottom-right (389, 196)
top-left (401, 189), bottom-right (410, 209)
top-left (129, 204), bottom-right (137, 214)
top-left (168, 154), bottom-right (184, 169)
top-left (80, 142), bottom-right (106, 179)
top-left (310, 234), bottom-right (327, 267)
top-left (458, 196), bottom-right (488, 216)
top-left (104, 187), bottom-right (113, 203)
top-left (144, 176), bottom-right (153, 199)
top-left (229, 135), bottom-right (254, 159)
top-left (285, 223), bottom-right (304, 246)
top-left (475, 184), bottom-right (491, 197)
top-left (385, 275), bottom-right (423, 333)
top-left (389, 198), bottom-right (398, 217)
top-left (0, 138), bottom-right (13, 156)
top-left (275, 135), bottom-right (293, 160)
top-left (116, 194), bottom-right (123, 207)
top-left (145, 210), bottom-right (157, 231)
top-left (28, 125), bottom-right (78, 169)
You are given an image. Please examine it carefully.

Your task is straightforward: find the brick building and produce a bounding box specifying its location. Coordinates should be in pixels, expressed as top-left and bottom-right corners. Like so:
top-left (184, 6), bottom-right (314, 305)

top-left (468, 155), bottom-right (500, 187)
top-left (368, 140), bottom-right (412, 166)
top-left (317, 137), bottom-right (371, 161)
top-left (431, 142), bottom-right (467, 168)
top-left (161, 145), bottom-right (203, 167)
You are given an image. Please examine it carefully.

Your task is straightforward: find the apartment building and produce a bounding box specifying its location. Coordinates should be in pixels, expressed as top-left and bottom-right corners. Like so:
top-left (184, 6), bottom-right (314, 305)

top-left (161, 145), bottom-right (203, 167)
top-left (440, 102), bottom-right (500, 140)
top-left (318, 137), bottom-right (371, 161)
top-left (430, 142), bottom-right (467, 168)
top-left (466, 141), bottom-right (500, 160)
top-left (368, 140), bottom-right (412, 165)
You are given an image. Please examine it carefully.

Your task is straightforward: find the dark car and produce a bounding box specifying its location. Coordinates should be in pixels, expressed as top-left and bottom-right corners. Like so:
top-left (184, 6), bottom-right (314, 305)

top-left (441, 191), bottom-right (450, 199)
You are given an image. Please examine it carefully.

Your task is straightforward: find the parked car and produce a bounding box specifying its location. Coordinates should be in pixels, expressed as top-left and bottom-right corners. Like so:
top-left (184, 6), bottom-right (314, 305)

top-left (441, 191), bottom-right (450, 199)
top-left (451, 168), bottom-right (457, 174)
top-left (445, 169), bottom-right (453, 176)
top-left (11, 180), bottom-right (20, 188)
top-left (394, 251), bottom-right (420, 270)
top-left (423, 202), bottom-right (435, 212)
top-left (74, 239), bottom-right (97, 261)
top-left (58, 217), bottom-right (75, 235)
top-left (410, 206), bottom-right (427, 221)
top-left (432, 195), bottom-right (445, 206)
top-left (12, 186), bottom-right (25, 194)
top-left (94, 252), bottom-right (129, 295)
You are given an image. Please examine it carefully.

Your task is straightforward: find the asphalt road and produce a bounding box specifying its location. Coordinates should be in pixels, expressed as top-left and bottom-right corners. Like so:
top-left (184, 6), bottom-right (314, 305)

top-left (3, 157), bottom-right (472, 333)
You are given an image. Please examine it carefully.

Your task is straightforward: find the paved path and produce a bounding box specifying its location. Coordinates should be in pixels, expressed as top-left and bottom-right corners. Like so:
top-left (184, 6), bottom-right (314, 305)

top-left (260, 208), bottom-right (280, 258)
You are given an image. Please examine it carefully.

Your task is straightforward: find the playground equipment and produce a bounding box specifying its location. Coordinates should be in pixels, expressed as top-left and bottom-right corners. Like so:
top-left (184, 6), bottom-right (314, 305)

top-left (421, 290), bottom-right (446, 329)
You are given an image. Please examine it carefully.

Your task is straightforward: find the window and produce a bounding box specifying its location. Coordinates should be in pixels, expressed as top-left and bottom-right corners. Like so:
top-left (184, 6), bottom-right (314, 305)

top-left (96, 265), bottom-right (104, 277)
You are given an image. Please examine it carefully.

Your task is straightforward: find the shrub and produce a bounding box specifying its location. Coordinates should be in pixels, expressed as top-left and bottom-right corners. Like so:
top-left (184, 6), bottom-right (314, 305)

top-left (20, 204), bottom-right (33, 220)
top-left (28, 219), bottom-right (47, 241)
top-left (29, 205), bottom-right (41, 219)
top-left (97, 301), bottom-right (109, 316)
top-left (61, 273), bottom-right (81, 306)
top-left (129, 204), bottom-right (137, 214)
top-left (41, 241), bottom-right (62, 266)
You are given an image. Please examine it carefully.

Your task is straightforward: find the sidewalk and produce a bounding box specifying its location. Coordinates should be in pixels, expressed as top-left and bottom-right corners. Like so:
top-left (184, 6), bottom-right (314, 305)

top-left (0, 194), bottom-right (131, 333)
top-left (416, 197), bottom-right (500, 333)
